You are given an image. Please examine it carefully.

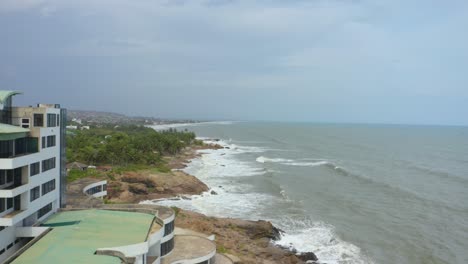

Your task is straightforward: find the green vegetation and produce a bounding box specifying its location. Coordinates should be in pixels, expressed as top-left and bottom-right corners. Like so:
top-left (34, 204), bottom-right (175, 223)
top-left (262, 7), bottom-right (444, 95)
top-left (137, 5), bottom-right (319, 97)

top-left (67, 125), bottom-right (196, 166)
top-left (217, 244), bottom-right (228, 254)
top-left (66, 125), bottom-right (199, 182)
top-left (67, 169), bottom-right (105, 182)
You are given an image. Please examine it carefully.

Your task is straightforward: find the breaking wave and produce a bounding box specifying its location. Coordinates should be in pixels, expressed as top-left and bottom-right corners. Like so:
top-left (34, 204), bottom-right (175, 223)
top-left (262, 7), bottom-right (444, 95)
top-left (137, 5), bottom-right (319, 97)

top-left (256, 156), bottom-right (331, 167)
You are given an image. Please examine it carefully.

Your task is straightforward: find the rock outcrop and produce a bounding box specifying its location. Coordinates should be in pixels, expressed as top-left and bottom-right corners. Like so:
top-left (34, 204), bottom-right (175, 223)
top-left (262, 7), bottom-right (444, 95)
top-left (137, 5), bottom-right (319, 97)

top-left (175, 209), bottom-right (308, 264)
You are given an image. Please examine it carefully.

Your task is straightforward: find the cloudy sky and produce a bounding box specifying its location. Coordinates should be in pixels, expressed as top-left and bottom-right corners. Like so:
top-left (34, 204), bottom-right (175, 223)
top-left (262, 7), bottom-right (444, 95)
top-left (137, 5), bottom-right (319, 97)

top-left (1, 0), bottom-right (467, 125)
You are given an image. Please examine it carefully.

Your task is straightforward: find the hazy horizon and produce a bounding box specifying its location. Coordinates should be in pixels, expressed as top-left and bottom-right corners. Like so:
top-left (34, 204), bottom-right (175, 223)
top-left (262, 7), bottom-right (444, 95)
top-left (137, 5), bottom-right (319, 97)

top-left (1, 1), bottom-right (467, 126)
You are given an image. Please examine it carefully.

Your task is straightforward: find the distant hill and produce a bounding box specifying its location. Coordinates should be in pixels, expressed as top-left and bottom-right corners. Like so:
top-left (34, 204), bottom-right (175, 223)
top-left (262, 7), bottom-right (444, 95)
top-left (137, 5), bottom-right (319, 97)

top-left (67, 110), bottom-right (198, 126)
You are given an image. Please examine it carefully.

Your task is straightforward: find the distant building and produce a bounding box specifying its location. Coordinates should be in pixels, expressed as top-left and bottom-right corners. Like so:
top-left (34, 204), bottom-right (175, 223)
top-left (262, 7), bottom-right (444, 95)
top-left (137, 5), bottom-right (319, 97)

top-left (71, 118), bottom-right (82, 124)
top-left (66, 162), bottom-right (88, 171)
top-left (81, 125), bottom-right (90, 130)
top-left (0, 91), bottom-right (66, 262)
top-left (66, 125), bottom-right (77, 130)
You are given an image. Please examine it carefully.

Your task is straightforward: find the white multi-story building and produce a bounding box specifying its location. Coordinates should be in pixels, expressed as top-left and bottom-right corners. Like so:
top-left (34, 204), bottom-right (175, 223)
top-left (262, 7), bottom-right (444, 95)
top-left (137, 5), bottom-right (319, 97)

top-left (0, 91), bottom-right (66, 262)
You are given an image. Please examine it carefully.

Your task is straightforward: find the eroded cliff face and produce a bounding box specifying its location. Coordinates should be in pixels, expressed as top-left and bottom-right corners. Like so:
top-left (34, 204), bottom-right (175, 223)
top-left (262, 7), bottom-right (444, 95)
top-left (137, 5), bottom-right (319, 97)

top-left (106, 170), bottom-right (209, 203)
top-left (175, 209), bottom-right (314, 264)
top-left (104, 145), bottom-right (216, 203)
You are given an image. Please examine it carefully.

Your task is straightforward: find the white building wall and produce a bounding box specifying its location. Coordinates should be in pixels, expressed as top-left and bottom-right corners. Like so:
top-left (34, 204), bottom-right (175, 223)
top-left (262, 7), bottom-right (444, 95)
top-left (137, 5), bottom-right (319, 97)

top-left (0, 104), bottom-right (64, 261)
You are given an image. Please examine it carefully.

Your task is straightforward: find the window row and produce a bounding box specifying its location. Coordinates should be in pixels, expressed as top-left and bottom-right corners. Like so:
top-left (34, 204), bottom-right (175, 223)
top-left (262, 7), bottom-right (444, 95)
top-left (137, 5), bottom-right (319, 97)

top-left (38, 203), bottom-right (53, 219)
top-left (0, 238), bottom-right (21, 256)
top-left (42, 157), bottom-right (56, 172)
top-left (161, 237), bottom-right (175, 256)
top-left (42, 179), bottom-right (56, 196)
top-left (41, 135), bottom-right (56, 149)
top-left (0, 197), bottom-right (13, 213)
top-left (33, 113), bottom-right (60, 128)
top-left (86, 184), bottom-right (106, 195)
top-left (164, 220), bottom-right (175, 236)
top-left (31, 158), bottom-right (57, 176)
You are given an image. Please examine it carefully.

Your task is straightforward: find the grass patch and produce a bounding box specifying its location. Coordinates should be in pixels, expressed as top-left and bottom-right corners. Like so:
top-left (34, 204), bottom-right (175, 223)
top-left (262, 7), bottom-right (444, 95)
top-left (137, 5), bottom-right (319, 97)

top-left (67, 169), bottom-right (104, 182)
top-left (217, 244), bottom-right (228, 254)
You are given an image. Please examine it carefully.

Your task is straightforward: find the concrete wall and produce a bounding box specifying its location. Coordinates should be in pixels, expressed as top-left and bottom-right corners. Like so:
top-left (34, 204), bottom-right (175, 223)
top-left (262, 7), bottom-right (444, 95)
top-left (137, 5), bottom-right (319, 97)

top-left (83, 181), bottom-right (108, 198)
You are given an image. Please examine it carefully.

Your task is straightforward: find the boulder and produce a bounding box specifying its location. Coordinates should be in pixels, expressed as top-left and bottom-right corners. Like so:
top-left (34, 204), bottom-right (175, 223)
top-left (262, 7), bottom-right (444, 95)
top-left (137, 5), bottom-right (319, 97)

top-left (128, 183), bottom-right (148, 195)
top-left (297, 252), bottom-right (318, 262)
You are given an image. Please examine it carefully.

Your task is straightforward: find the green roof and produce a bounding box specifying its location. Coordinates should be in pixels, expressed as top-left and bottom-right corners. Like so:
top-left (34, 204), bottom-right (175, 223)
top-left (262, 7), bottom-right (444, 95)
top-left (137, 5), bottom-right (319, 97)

top-left (0, 90), bottom-right (21, 104)
top-left (0, 123), bottom-right (29, 141)
top-left (12, 210), bottom-right (154, 264)
top-left (0, 123), bottom-right (29, 134)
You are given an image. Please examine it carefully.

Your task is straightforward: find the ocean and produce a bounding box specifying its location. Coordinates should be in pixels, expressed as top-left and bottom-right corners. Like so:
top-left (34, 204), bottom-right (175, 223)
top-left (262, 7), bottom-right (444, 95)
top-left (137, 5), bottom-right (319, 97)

top-left (147, 122), bottom-right (468, 264)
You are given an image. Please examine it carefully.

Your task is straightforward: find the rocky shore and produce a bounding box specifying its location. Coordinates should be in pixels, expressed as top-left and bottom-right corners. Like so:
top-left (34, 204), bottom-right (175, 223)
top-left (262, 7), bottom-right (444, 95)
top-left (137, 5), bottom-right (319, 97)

top-left (103, 145), bottom-right (222, 203)
top-left (70, 142), bottom-right (318, 263)
top-left (175, 209), bottom-right (318, 264)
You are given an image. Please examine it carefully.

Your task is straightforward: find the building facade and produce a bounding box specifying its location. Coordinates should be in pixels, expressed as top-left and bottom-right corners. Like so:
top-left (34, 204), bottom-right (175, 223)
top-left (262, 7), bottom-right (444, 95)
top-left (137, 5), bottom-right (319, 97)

top-left (0, 91), bottom-right (66, 262)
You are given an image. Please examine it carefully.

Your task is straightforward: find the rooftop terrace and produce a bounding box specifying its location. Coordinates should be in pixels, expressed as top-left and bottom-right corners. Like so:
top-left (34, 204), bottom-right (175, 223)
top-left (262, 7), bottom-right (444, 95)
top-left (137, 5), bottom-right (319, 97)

top-left (11, 210), bottom-right (154, 264)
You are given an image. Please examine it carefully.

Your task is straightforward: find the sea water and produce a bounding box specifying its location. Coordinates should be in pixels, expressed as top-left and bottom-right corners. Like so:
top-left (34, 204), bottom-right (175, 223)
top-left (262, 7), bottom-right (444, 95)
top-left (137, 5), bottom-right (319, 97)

top-left (145, 122), bottom-right (468, 264)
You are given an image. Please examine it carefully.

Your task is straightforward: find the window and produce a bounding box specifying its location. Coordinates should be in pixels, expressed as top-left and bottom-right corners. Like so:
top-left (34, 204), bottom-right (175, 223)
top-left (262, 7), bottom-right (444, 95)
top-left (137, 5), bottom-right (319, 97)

top-left (47, 114), bottom-right (57, 127)
top-left (30, 186), bottom-right (40, 202)
top-left (6, 198), bottom-right (13, 209)
top-left (41, 179), bottom-right (55, 195)
top-left (46, 135), bottom-right (56, 147)
top-left (42, 137), bottom-right (46, 149)
top-left (33, 114), bottom-right (44, 127)
top-left (30, 162), bottom-right (40, 176)
top-left (7, 243), bottom-right (13, 250)
top-left (0, 198), bottom-right (4, 213)
top-left (21, 118), bottom-right (30, 128)
top-left (161, 237), bottom-right (175, 256)
top-left (86, 185), bottom-right (104, 195)
top-left (38, 203), bottom-right (52, 218)
top-left (57, 114), bottom-right (60, 126)
top-left (164, 220), bottom-right (175, 236)
top-left (0, 248), bottom-right (4, 255)
top-left (0, 171), bottom-right (12, 186)
top-left (42, 157), bottom-right (56, 172)
top-left (6, 171), bottom-right (13, 183)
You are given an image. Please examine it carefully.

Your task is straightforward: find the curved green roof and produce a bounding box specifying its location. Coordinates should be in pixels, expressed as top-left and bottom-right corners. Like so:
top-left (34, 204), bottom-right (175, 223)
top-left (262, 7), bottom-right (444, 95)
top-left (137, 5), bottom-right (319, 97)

top-left (0, 123), bottom-right (29, 140)
top-left (0, 90), bottom-right (22, 104)
top-left (12, 210), bottom-right (154, 264)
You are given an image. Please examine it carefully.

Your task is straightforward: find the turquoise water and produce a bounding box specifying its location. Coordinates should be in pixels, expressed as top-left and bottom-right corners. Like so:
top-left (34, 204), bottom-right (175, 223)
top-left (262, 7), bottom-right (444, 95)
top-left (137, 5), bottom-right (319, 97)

top-left (152, 122), bottom-right (468, 264)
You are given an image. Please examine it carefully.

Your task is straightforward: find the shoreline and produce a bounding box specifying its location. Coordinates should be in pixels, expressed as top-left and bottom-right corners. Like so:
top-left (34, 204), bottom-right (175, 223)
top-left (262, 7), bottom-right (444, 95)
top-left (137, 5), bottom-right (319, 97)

top-left (69, 140), bottom-right (319, 263)
top-left (146, 141), bottom-right (319, 264)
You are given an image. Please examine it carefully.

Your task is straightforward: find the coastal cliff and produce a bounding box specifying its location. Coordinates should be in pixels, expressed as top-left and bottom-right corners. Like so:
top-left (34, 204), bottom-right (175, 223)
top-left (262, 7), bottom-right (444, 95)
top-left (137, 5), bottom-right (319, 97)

top-left (175, 209), bottom-right (317, 264)
top-left (68, 143), bottom-right (318, 263)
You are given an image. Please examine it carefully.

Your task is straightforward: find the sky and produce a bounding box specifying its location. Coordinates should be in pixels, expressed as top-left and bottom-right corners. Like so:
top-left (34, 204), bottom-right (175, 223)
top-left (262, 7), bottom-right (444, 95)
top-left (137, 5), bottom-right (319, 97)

top-left (0, 0), bottom-right (467, 125)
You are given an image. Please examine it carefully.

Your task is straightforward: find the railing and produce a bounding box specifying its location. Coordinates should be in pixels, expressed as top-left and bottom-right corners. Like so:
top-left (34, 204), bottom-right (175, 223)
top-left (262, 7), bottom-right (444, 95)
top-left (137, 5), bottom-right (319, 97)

top-left (0, 138), bottom-right (38, 158)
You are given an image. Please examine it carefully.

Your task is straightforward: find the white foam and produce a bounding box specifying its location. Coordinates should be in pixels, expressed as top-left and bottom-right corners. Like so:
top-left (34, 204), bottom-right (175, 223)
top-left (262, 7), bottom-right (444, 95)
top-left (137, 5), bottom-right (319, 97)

top-left (275, 219), bottom-right (374, 264)
top-left (256, 156), bottom-right (294, 163)
top-left (257, 156), bottom-right (331, 167)
top-left (286, 161), bottom-right (330, 167)
top-left (143, 139), bottom-right (373, 264)
top-left (149, 121), bottom-right (235, 131)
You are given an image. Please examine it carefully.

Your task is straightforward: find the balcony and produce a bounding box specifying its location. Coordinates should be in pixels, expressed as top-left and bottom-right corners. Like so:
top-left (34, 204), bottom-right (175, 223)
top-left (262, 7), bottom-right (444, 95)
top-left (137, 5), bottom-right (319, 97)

top-left (0, 137), bottom-right (38, 159)
top-left (0, 167), bottom-right (27, 197)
